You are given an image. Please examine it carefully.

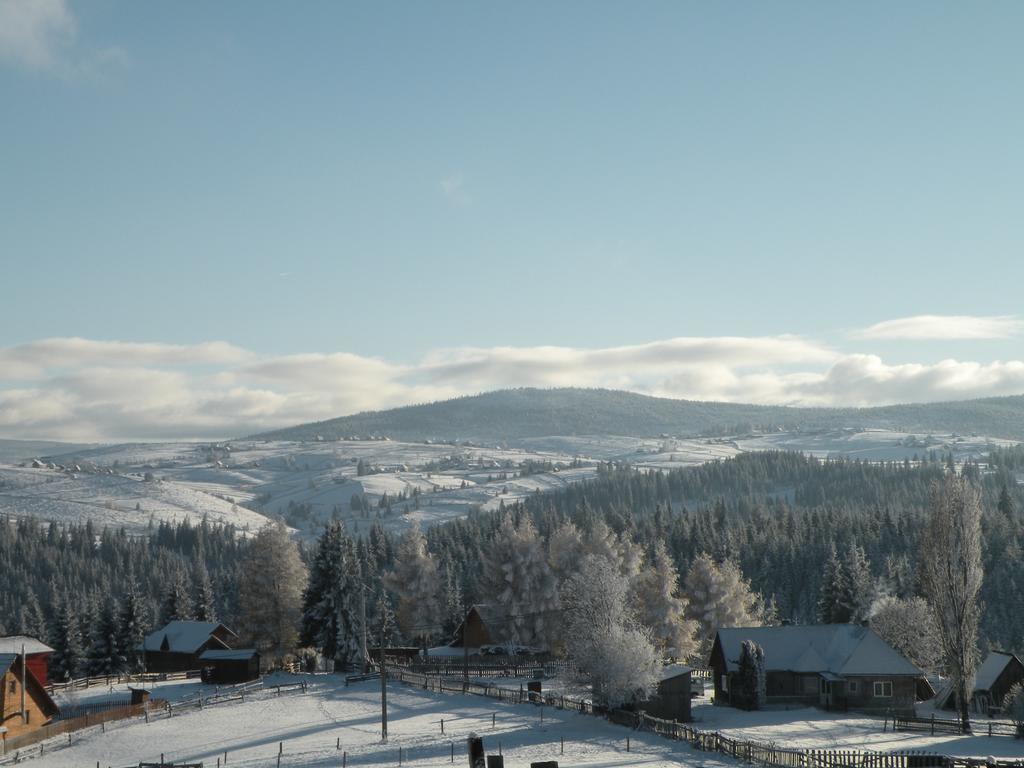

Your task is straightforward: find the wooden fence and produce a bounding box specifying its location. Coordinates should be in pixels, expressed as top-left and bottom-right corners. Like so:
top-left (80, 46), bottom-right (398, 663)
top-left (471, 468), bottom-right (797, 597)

top-left (893, 715), bottom-right (1019, 739)
top-left (0, 701), bottom-right (152, 758)
top-left (46, 669), bottom-right (201, 694)
top-left (386, 667), bottom-right (1024, 768)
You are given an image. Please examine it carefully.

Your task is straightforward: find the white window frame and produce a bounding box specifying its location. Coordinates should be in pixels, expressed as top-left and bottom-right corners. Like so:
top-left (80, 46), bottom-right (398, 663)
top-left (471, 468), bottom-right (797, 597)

top-left (873, 680), bottom-right (893, 698)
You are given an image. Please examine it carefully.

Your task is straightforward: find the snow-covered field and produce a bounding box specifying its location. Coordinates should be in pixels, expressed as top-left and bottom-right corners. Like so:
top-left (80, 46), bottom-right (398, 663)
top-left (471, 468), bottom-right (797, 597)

top-left (0, 429), bottom-right (1014, 538)
top-left (17, 674), bottom-right (1024, 768)
top-left (21, 675), bottom-right (733, 768)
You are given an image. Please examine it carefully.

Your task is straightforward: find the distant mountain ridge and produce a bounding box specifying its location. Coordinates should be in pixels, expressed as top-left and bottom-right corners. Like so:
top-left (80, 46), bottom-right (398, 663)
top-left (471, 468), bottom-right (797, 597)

top-left (249, 388), bottom-right (1024, 442)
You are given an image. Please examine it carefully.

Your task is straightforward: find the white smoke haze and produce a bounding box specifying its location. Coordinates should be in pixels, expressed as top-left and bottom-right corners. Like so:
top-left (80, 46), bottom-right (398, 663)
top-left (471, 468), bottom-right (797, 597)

top-left (1, 333), bottom-right (1023, 441)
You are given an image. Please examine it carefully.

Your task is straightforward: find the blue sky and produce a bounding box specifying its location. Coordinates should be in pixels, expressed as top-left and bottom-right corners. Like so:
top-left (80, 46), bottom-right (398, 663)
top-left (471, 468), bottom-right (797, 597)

top-left (1, 1), bottom-right (1023, 440)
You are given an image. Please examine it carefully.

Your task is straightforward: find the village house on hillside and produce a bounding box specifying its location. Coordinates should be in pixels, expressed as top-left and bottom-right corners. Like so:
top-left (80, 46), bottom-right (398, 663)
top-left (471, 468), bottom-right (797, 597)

top-left (0, 653), bottom-right (59, 742)
top-left (140, 621), bottom-right (239, 673)
top-left (449, 605), bottom-right (515, 649)
top-left (710, 625), bottom-right (923, 716)
top-left (936, 650), bottom-right (1024, 714)
top-left (0, 637), bottom-right (53, 688)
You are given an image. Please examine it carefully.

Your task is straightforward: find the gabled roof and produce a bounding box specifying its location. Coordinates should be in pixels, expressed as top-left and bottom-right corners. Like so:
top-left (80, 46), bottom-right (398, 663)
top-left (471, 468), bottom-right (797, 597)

top-left (975, 651), bottom-right (1022, 692)
top-left (0, 636), bottom-right (54, 655)
top-left (658, 664), bottom-right (692, 682)
top-left (141, 621), bottom-right (237, 653)
top-left (0, 653), bottom-right (18, 676)
top-left (715, 625), bottom-right (921, 677)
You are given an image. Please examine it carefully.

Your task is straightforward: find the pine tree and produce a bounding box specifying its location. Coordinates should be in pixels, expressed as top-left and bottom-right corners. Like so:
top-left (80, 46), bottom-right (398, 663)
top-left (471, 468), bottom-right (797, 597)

top-left (441, 563), bottom-right (465, 639)
top-left (300, 521), bottom-right (361, 670)
top-left (116, 582), bottom-right (149, 674)
top-left (49, 596), bottom-right (83, 682)
top-left (192, 560), bottom-right (217, 622)
top-left (18, 589), bottom-right (48, 638)
top-left (160, 567), bottom-right (194, 625)
top-left (88, 597), bottom-right (120, 676)
top-left (736, 639), bottom-right (766, 710)
top-left (842, 543), bottom-right (875, 623)
top-left (817, 542), bottom-right (849, 623)
top-left (998, 485), bottom-right (1015, 519)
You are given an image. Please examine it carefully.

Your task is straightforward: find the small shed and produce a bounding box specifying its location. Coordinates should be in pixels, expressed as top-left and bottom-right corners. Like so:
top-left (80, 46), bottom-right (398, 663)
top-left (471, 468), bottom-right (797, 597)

top-left (449, 605), bottom-right (513, 648)
top-left (198, 649), bottom-right (261, 684)
top-left (937, 651), bottom-right (1024, 713)
top-left (640, 665), bottom-right (693, 723)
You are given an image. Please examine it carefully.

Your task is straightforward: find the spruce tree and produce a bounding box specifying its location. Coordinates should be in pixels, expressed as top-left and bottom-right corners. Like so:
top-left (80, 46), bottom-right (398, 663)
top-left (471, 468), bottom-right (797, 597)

top-left (88, 597), bottom-right (120, 676)
top-left (192, 560), bottom-right (217, 622)
top-left (49, 596), bottom-right (84, 681)
top-left (116, 582), bottom-right (150, 673)
top-left (160, 567), bottom-right (194, 625)
top-left (299, 521), bottom-right (361, 670)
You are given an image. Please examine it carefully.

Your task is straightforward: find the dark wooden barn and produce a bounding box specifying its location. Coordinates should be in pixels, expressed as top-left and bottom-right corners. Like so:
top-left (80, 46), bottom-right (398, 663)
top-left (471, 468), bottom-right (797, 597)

top-left (198, 649), bottom-right (261, 684)
top-left (937, 651), bottom-right (1024, 714)
top-left (140, 621), bottom-right (239, 673)
top-left (640, 665), bottom-right (693, 723)
top-left (449, 605), bottom-right (513, 648)
top-left (710, 625), bottom-right (923, 717)
top-left (0, 637), bottom-right (53, 688)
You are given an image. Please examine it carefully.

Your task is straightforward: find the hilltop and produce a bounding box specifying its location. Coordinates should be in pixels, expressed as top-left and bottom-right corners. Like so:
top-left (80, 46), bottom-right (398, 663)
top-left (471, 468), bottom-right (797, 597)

top-left (249, 388), bottom-right (1024, 442)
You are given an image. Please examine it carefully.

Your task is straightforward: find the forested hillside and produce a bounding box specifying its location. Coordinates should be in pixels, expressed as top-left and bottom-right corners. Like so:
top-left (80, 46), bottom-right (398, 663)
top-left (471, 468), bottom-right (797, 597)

top-left (2, 448), bottom-right (1022, 679)
top-left (250, 387), bottom-right (1024, 442)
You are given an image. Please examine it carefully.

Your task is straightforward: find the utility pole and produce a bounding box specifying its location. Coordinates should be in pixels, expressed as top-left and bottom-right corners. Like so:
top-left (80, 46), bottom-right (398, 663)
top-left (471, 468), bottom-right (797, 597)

top-left (462, 620), bottom-right (469, 686)
top-left (20, 642), bottom-right (26, 724)
top-left (380, 622), bottom-right (388, 742)
top-left (360, 583), bottom-right (368, 675)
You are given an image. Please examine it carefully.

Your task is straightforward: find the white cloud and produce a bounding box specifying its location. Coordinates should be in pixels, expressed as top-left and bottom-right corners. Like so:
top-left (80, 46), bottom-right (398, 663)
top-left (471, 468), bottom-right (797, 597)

top-left (0, 0), bottom-right (127, 77)
top-left (852, 314), bottom-right (1023, 340)
top-left (0, 0), bottom-right (74, 71)
top-left (1, 335), bottom-right (1023, 441)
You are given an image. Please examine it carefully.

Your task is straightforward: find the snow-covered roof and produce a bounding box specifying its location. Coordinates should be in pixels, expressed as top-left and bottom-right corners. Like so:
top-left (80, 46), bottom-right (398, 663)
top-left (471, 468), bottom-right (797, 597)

top-left (141, 621), bottom-right (236, 653)
top-left (658, 664), bottom-right (692, 682)
top-left (715, 625), bottom-right (920, 677)
top-left (975, 651), bottom-right (1021, 692)
top-left (199, 649), bottom-right (258, 661)
top-left (0, 636), bottom-right (54, 655)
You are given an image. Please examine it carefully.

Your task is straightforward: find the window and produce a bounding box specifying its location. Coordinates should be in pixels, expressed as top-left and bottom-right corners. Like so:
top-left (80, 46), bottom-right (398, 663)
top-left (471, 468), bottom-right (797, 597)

top-left (721, 674), bottom-right (729, 693)
top-left (848, 681), bottom-right (859, 694)
top-left (8, 679), bottom-right (16, 694)
top-left (873, 681), bottom-right (893, 698)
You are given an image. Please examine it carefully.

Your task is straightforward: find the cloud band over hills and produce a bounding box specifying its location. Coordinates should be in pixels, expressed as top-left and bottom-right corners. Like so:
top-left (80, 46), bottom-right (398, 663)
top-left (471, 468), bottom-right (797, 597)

top-left (2, 319), bottom-right (1024, 441)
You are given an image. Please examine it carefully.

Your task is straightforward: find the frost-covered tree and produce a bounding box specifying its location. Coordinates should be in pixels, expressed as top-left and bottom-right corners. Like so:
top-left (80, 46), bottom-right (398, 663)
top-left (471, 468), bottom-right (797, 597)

top-left (562, 555), bottom-right (659, 707)
top-left (870, 596), bottom-right (942, 674)
top-left (484, 514), bottom-right (559, 646)
top-left (633, 541), bottom-right (698, 660)
top-left (18, 590), bottom-right (48, 639)
top-left (1004, 682), bottom-right (1024, 738)
top-left (920, 474), bottom-right (983, 733)
top-left (441, 563), bottom-right (465, 639)
top-left (300, 521), bottom-right (361, 669)
top-left (684, 553), bottom-right (762, 658)
top-left (547, 521), bottom-right (584, 580)
top-left (384, 522), bottom-right (442, 643)
top-left (237, 522), bottom-right (308, 660)
top-left (842, 544), bottom-right (875, 624)
top-left (374, 590), bottom-right (399, 648)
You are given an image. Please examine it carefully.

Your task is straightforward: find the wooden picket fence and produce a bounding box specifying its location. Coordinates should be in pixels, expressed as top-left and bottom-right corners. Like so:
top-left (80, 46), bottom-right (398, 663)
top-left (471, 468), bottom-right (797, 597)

top-left (386, 667), bottom-right (1024, 768)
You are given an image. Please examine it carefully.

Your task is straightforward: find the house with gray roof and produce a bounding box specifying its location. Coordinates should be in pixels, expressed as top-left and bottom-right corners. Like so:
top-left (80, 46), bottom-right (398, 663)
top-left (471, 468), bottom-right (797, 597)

top-left (936, 650), bottom-right (1024, 714)
top-left (140, 621), bottom-right (238, 673)
top-left (709, 625), bottom-right (924, 716)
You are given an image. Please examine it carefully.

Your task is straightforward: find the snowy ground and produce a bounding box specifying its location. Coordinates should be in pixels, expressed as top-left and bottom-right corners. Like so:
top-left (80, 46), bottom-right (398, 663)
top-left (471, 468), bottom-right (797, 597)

top-left (691, 701), bottom-right (1024, 758)
top-left (17, 674), bottom-right (1024, 768)
top-left (22, 674), bottom-right (736, 768)
top-left (0, 429), bottom-right (1014, 538)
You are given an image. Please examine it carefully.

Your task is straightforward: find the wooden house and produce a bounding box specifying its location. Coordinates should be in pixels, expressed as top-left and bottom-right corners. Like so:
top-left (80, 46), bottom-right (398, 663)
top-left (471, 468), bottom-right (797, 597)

top-left (449, 605), bottom-right (514, 648)
top-left (0, 653), bottom-right (59, 741)
top-left (640, 665), bottom-right (693, 722)
top-left (710, 625), bottom-right (923, 717)
top-left (198, 649), bottom-right (261, 684)
top-left (936, 651), bottom-right (1024, 714)
top-left (140, 621), bottom-right (239, 673)
top-left (0, 637), bottom-right (53, 688)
